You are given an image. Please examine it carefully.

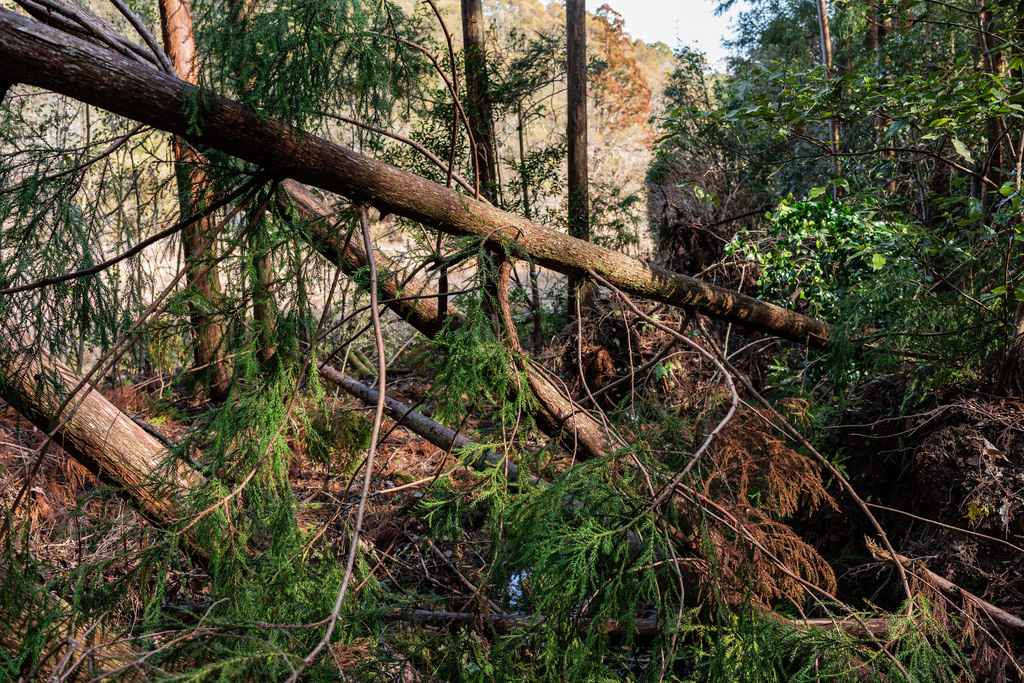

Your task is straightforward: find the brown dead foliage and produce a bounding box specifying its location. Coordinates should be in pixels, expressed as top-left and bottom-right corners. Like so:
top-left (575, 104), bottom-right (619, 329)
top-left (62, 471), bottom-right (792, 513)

top-left (704, 407), bottom-right (836, 519)
top-left (683, 408), bottom-right (839, 606)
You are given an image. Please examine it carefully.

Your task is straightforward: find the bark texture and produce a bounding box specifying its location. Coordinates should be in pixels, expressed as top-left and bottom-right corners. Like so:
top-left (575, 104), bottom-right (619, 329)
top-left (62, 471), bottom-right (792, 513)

top-left (0, 339), bottom-right (199, 520)
top-left (566, 0), bottom-right (592, 314)
top-left (460, 0), bottom-right (498, 201)
top-left (159, 0), bottom-right (233, 400)
top-left (0, 10), bottom-right (829, 345)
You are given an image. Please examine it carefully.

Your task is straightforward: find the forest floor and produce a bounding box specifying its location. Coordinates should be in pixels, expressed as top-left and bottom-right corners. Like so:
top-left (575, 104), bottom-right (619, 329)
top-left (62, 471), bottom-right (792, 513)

top-left (3, 311), bottom-right (1024, 678)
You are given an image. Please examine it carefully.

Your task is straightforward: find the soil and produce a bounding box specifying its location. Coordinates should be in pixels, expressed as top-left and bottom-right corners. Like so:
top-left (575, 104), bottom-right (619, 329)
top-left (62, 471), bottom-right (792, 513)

top-left (825, 387), bottom-right (1024, 613)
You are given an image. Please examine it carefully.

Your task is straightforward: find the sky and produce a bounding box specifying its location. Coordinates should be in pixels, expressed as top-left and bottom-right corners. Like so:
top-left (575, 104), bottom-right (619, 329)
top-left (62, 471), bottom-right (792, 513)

top-left (584, 0), bottom-right (739, 69)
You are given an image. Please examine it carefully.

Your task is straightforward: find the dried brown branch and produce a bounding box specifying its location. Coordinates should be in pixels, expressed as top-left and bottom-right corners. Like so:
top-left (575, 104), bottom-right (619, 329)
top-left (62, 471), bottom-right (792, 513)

top-left (868, 540), bottom-right (1024, 636)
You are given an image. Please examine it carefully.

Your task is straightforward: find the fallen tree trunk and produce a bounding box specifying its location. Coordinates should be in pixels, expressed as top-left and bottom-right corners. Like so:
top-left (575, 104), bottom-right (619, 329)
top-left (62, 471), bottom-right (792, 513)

top-left (0, 339), bottom-right (199, 521)
top-left (0, 9), bottom-right (830, 347)
top-left (280, 181), bottom-right (612, 460)
top-left (1, 562), bottom-right (141, 681)
top-left (319, 364), bottom-right (541, 485)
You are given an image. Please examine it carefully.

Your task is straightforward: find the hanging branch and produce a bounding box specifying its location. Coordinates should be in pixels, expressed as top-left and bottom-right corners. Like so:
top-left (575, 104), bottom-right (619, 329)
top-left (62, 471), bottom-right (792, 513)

top-left (290, 206), bottom-right (386, 680)
top-left (0, 177), bottom-right (261, 295)
top-left (318, 365), bottom-right (535, 484)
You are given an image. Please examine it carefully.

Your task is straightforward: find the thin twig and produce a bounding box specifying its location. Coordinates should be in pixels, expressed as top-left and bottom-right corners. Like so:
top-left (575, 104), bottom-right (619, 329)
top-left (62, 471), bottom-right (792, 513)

top-left (867, 502), bottom-right (1024, 554)
top-left (289, 206), bottom-right (386, 679)
top-left (318, 111), bottom-right (479, 197)
top-left (0, 123), bottom-right (147, 198)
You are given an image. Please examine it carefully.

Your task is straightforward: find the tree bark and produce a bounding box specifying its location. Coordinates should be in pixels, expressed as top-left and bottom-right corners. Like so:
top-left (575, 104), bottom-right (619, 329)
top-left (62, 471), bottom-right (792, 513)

top-left (0, 10), bottom-right (829, 346)
top-left (159, 0), bottom-right (232, 400)
top-left (566, 0), bottom-right (593, 317)
top-left (278, 181), bottom-right (612, 459)
top-left (0, 338), bottom-right (200, 521)
top-left (460, 0), bottom-right (498, 202)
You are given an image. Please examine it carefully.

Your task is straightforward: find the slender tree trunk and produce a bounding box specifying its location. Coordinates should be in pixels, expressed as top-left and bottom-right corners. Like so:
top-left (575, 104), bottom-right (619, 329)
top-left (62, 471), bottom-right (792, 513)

top-left (158, 0), bottom-right (232, 400)
top-left (977, 3), bottom-right (1006, 199)
top-left (1000, 13), bottom-right (1024, 394)
top-left (866, 2), bottom-right (896, 193)
top-left (460, 0), bottom-right (506, 339)
top-left (815, 0), bottom-right (840, 184)
top-left (250, 230), bottom-right (277, 365)
top-left (517, 101), bottom-right (544, 353)
top-left (566, 0), bottom-right (593, 317)
top-left (460, 0), bottom-right (498, 202)
top-left (0, 10), bottom-right (830, 346)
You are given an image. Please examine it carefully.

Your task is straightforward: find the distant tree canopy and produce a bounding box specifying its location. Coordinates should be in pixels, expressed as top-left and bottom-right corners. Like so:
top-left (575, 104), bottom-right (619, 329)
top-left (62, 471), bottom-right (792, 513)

top-left (651, 0), bottom-right (1024, 390)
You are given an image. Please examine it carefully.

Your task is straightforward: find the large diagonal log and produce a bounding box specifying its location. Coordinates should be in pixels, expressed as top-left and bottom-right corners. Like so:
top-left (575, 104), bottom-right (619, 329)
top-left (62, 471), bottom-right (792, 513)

top-left (0, 9), bottom-right (830, 347)
top-left (280, 181), bottom-right (612, 460)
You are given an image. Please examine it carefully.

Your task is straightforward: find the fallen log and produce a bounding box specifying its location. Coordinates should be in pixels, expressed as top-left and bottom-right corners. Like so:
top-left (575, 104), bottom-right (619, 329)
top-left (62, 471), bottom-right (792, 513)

top-left (319, 364), bottom-right (539, 485)
top-left (0, 338), bottom-right (199, 521)
top-left (0, 9), bottom-right (830, 347)
top-left (281, 181), bottom-right (612, 460)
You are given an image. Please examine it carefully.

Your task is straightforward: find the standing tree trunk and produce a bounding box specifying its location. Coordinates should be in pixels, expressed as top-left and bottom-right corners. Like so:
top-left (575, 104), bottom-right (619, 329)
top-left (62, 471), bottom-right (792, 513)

top-left (249, 224), bottom-right (278, 365)
top-left (517, 100), bottom-right (544, 352)
top-left (815, 0), bottom-right (840, 185)
top-left (159, 0), bottom-right (232, 400)
top-left (461, 0), bottom-right (506, 337)
top-left (566, 0), bottom-right (593, 317)
top-left (977, 3), bottom-right (1006, 198)
top-left (461, 0), bottom-right (498, 202)
top-left (999, 12), bottom-right (1024, 394)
